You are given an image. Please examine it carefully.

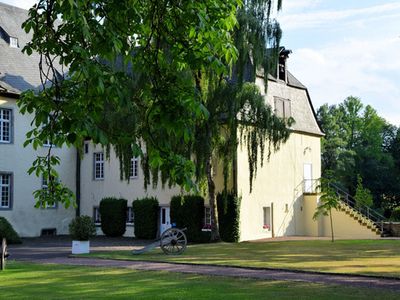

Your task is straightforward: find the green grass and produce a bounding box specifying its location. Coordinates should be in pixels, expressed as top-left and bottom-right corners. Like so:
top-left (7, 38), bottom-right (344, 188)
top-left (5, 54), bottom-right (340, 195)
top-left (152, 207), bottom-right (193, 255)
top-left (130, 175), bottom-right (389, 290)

top-left (0, 261), bottom-right (399, 299)
top-left (83, 239), bottom-right (400, 278)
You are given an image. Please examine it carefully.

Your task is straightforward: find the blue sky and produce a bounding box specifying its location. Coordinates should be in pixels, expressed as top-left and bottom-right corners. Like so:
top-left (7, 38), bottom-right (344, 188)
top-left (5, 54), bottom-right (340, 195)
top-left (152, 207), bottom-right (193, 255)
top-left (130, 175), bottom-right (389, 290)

top-left (2, 0), bottom-right (400, 125)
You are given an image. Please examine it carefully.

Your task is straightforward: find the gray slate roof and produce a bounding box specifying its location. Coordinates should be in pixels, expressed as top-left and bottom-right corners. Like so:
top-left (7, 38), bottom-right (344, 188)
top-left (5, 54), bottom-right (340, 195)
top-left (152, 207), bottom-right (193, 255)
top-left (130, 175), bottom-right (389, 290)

top-left (0, 2), bottom-right (42, 95)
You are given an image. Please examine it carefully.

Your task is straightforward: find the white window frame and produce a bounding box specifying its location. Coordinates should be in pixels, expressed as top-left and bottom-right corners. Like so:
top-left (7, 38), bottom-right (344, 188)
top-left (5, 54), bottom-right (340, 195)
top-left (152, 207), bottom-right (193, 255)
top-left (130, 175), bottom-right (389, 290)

top-left (41, 176), bottom-right (57, 209)
top-left (9, 37), bottom-right (18, 48)
top-left (202, 206), bottom-right (211, 231)
top-left (0, 173), bottom-right (12, 209)
top-left (0, 108), bottom-right (12, 143)
top-left (126, 207), bottom-right (134, 225)
top-left (129, 157), bottom-right (139, 179)
top-left (93, 206), bottom-right (101, 226)
top-left (94, 152), bottom-right (104, 180)
top-left (263, 206), bottom-right (271, 231)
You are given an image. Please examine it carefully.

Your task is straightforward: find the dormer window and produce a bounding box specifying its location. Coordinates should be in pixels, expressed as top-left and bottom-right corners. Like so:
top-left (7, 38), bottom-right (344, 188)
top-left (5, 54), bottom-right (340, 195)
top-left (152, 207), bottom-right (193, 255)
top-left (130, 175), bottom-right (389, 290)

top-left (9, 37), bottom-right (18, 48)
top-left (277, 47), bottom-right (292, 82)
top-left (278, 58), bottom-right (286, 81)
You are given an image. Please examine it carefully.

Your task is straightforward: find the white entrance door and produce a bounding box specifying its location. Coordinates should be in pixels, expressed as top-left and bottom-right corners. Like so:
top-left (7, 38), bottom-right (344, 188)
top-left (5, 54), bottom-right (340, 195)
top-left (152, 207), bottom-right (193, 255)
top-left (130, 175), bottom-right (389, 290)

top-left (160, 207), bottom-right (171, 234)
top-left (303, 163), bottom-right (313, 193)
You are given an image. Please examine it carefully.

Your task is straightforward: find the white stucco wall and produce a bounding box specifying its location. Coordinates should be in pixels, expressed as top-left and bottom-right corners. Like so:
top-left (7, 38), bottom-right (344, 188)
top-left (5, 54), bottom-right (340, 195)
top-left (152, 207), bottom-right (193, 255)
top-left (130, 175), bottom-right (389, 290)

top-left (0, 96), bottom-right (76, 237)
top-left (79, 143), bottom-right (182, 237)
top-left (237, 132), bottom-right (321, 241)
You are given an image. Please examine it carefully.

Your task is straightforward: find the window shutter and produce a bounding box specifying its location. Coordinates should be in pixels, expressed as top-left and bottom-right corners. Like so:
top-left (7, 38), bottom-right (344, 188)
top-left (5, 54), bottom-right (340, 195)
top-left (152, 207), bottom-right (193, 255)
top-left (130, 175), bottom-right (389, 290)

top-left (284, 100), bottom-right (291, 118)
top-left (274, 98), bottom-right (284, 118)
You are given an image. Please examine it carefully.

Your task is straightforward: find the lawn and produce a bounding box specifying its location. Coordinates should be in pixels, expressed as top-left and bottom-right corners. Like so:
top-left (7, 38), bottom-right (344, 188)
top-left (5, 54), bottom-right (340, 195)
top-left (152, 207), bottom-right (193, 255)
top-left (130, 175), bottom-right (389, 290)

top-left (0, 261), bottom-right (399, 299)
top-left (83, 239), bottom-right (400, 278)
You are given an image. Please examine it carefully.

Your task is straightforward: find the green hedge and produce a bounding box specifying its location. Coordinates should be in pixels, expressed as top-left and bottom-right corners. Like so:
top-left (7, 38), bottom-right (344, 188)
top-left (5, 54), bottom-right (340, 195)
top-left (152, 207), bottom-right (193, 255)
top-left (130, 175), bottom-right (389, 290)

top-left (132, 197), bottom-right (159, 239)
top-left (99, 197), bottom-right (128, 237)
top-left (217, 192), bottom-right (240, 242)
top-left (170, 195), bottom-right (210, 243)
top-left (0, 217), bottom-right (22, 244)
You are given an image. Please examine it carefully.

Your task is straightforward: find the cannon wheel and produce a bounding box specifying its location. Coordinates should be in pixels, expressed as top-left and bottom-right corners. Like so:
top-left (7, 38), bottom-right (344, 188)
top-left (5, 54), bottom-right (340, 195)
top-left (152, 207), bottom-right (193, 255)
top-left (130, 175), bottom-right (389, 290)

top-left (160, 228), bottom-right (187, 255)
top-left (1, 238), bottom-right (6, 271)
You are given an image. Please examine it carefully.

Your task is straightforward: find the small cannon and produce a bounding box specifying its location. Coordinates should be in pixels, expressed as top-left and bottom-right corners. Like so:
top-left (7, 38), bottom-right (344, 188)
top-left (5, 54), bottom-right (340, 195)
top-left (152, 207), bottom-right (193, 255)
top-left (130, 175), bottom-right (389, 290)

top-left (133, 227), bottom-right (187, 255)
top-left (1, 238), bottom-right (9, 270)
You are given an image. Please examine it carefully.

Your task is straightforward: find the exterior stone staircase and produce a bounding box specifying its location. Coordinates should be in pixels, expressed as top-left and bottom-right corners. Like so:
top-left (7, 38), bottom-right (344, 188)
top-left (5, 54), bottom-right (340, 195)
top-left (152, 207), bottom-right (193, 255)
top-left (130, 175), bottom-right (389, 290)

top-left (330, 183), bottom-right (386, 236)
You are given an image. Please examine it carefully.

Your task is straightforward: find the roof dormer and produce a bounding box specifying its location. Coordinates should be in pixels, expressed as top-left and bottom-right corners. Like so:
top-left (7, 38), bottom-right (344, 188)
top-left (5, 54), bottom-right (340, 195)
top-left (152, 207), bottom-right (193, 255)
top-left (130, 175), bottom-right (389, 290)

top-left (277, 47), bottom-right (292, 83)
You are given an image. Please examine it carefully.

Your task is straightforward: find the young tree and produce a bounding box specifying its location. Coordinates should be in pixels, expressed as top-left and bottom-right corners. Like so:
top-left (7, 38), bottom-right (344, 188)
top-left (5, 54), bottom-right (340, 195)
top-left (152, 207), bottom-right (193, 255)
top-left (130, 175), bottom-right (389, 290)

top-left (313, 178), bottom-right (340, 242)
top-left (354, 175), bottom-right (373, 209)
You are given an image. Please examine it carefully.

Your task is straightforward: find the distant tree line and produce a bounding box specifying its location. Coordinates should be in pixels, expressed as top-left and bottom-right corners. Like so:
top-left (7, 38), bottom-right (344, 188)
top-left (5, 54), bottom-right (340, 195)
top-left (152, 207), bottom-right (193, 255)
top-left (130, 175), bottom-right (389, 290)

top-left (317, 96), bottom-right (400, 216)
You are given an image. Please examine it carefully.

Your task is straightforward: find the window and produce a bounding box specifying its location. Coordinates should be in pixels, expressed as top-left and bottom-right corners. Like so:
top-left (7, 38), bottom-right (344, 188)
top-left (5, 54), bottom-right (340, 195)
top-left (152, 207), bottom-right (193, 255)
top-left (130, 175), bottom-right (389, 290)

top-left (42, 115), bottom-right (56, 147)
top-left (93, 207), bottom-right (101, 225)
top-left (0, 173), bottom-right (12, 209)
top-left (41, 176), bottom-right (57, 208)
top-left (0, 108), bottom-right (12, 143)
top-left (274, 97), bottom-right (291, 119)
top-left (94, 152), bottom-right (104, 180)
top-left (202, 207), bottom-right (211, 231)
top-left (9, 37), bottom-right (18, 48)
top-left (129, 157), bottom-right (139, 179)
top-left (263, 207), bottom-right (271, 231)
top-left (126, 207), bottom-right (134, 225)
top-left (84, 142), bottom-right (89, 154)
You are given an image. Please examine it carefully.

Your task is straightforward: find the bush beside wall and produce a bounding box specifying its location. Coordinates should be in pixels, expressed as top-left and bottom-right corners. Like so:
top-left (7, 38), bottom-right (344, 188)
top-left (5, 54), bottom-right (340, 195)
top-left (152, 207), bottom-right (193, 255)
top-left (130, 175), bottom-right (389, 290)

top-left (0, 217), bottom-right (22, 244)
top-left (99, 197), bottom-right (128, 237)
top-left (132, 197), bottom-right (159, 239)
top-left (170, 195), bottom-right (209, 243)
top-left (217, 192), bottom-right (240, 242)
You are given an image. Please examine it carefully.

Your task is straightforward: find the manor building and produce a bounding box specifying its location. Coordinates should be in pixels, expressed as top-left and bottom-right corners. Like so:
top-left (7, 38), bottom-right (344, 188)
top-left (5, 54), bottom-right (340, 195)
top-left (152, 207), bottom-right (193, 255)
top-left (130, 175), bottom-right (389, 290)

top-left (0, 3), bottom-right (379, 240)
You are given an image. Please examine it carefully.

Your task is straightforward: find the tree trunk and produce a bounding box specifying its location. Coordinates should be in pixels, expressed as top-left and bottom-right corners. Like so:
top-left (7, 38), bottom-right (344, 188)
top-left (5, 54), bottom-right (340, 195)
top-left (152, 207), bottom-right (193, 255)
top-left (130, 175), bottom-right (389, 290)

top-left (329, 208), bottom-right (334, 242)
top-left (206, 155), bottom-right (221, 242)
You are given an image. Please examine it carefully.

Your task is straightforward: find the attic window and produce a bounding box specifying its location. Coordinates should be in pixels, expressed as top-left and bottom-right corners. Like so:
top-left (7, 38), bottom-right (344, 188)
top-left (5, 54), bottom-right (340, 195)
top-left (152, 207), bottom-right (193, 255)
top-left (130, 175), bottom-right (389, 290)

top-left (9, 37), bottom-right (18, 48)
top-left (274, 97), bottom-right (291, 119)
top-left (278, 57), bottom-right (286, 81)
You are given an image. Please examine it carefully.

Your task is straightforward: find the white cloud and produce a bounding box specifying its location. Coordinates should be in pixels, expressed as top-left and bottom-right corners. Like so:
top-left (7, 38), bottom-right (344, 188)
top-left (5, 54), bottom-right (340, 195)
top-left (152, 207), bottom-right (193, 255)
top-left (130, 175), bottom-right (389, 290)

top-left (280, 2), bottom-right (400, 30)
top-left (288, 37), bottom-right (400, 125)
top-left (0, 0), bottom-right (36, 9)
top-left (281, 0), bottom-right (321, 12)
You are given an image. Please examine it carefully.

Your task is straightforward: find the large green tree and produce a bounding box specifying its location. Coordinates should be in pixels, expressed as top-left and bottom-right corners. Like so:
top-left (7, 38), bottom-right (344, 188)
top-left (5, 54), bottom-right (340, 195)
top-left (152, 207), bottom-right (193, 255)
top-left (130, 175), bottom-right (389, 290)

top-left (317, 96), bottom-right (400, 212)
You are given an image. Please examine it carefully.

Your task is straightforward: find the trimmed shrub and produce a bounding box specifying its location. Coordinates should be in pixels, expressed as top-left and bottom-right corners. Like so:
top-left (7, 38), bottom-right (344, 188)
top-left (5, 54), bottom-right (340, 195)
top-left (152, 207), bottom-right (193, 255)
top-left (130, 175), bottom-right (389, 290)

top-left (132, 197), bottom-right (159, 239)
top-left (390, 207), bottom-right (400, 221)
top-left (99, 197), bottom-right (128, 237)
top-left (69, 215), bottom-right (96, 241)
top-left (170, 195), bottom-right (210, 243)
top-left (217, 192), bottom-right (240, 242)
top-left (0, 217), bottom-right (21, 244)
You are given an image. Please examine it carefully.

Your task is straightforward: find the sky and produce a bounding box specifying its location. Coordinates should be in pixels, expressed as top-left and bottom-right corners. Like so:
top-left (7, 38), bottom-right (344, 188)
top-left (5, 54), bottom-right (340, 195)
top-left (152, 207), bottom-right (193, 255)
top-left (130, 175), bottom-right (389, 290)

top-left (277, 0), bottom-right (400, 125)
top-left (1, 0), bottom-right (400, 125)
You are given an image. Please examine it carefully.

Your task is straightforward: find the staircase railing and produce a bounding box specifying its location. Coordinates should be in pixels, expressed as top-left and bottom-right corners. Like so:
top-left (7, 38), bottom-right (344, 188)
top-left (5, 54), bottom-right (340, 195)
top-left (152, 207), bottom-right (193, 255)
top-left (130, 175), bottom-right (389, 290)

top-left (328, 182), bottom-right (387, 227)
